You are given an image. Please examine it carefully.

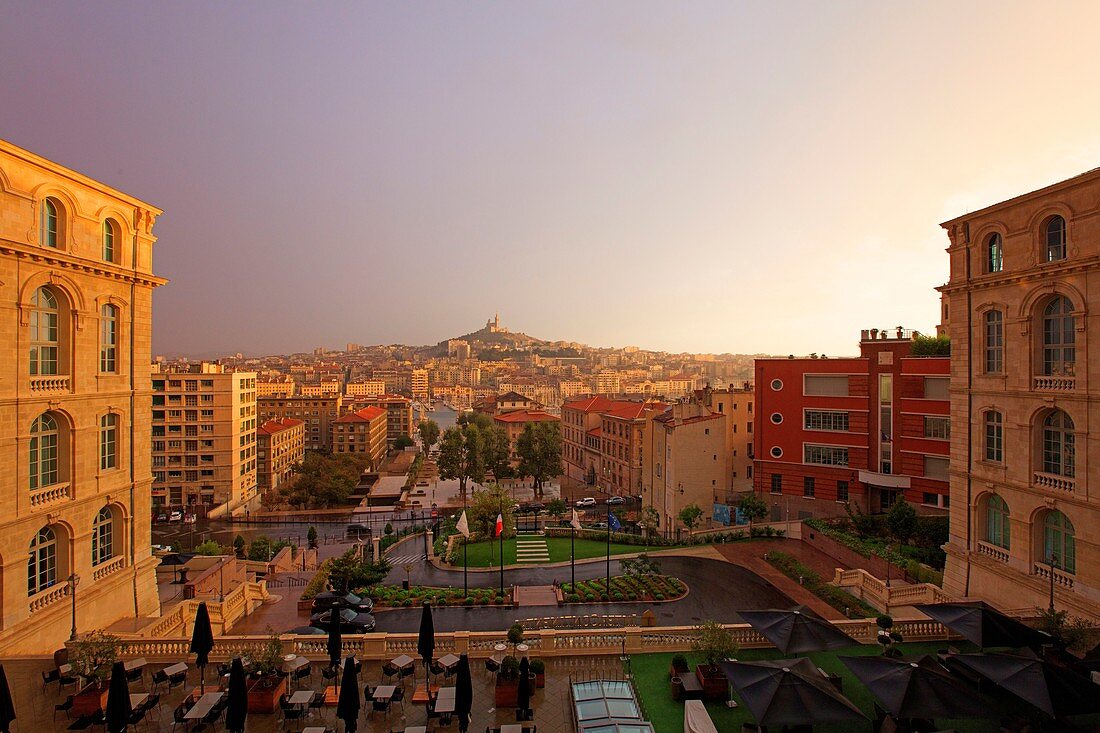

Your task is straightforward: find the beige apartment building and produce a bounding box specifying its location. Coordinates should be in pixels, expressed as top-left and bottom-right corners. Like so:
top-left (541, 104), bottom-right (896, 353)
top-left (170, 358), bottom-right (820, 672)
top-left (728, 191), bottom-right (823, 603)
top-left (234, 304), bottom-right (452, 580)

top-left (600, 402), bottom-right (667, 497)
top-left (346, 380), bottom-right (386, 397)
top-left (563, 396), bottom-right (663, 486)
top-left (349, 394), bottom-right (414, 446)
top-left (642, 403), bottom-right (726, 538)
top-left (258, 394), bottom-right (343, 451)
top-left (0, 139), bottom-right (162, 652)
top-left (411, 368), bottom-right (429, 400)
top-left (257, 417), bottom-right (304, 492)
top-left (595, 370), bottom-right (622, 394)
top-left (331, 406), bottom-right (388, 467)
top-left (300, 380), bottom-right (342, 397)
top-left (151, 363), bottom-right (258, 515)
top-left (700, 384), bottom-right (755, 501)
top-left (257, 377), bottom-right (295, 398)
top-left (939, 168), bottom-right (1100, 620)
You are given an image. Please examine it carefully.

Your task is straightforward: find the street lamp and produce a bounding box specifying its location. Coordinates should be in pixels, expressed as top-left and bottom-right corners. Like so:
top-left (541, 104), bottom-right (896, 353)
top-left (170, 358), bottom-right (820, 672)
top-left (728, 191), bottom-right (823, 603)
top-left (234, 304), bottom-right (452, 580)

top-left (68, 573), bottom-right (80, 640)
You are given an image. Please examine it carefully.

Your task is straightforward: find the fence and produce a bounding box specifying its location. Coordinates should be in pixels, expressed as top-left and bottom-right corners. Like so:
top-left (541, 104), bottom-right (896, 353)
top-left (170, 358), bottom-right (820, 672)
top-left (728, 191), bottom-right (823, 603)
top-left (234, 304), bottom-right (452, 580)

top-left (142, 580), bottom-right (269, 638)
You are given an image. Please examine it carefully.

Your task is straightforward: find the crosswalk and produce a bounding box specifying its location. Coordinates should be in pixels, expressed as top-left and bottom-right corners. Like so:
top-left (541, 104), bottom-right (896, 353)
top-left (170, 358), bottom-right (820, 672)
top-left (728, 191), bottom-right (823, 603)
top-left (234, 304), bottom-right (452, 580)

top-left (515, 536), bottom-right (549, 563)
top-left (385, 553), bottom-right (426, 566)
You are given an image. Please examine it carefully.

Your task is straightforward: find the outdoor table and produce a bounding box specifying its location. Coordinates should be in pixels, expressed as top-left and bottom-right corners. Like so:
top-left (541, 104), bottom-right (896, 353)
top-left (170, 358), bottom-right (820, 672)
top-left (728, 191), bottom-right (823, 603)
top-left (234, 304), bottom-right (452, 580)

top-left (404, 727), bottom-right (428, 733)
top-left (124, 657), bottom-right (147, 672)
top-left (284, 655), bottom-right (310, 671)
top-left (679, 673), bottom-right (703, 700)
top-left (322, 686), bottom-right (338, 705)
top-left (373, 685), bottom-right (398, 701)
top-left (289, 690), bottom-right (315, 706)
top-left (438, 654), bottom-right (460, 671)
top-left (412, 683), bottom-right (440, 704)
top-left (185, 691), bottom-right (225, 721)
top-left (163, 662), bottom-right (188, 677)
top-left (303, 728), bottom-right (328, 733)
top-left (129, 693), bottom-right (149, 709)
top-left (391, 654), bottom-right (415, 669)
top-left (434, 688), bottom-right (456, 714)
top-left (500, 725), bottom-right (527, 733)
top-left (58, 663), bottom-right (73, 675)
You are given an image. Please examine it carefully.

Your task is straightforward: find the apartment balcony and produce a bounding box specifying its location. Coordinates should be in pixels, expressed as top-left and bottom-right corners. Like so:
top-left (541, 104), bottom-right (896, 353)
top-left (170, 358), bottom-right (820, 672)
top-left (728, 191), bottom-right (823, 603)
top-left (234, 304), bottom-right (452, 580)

top-left (29, 481), bottom-right (72, 509)
top-left (1033, 563), bottom-right (1075, 590)
top-left (93, 556), bottom-right (126, 582)
top-left (1033, 374), bottom-right (1075, 391)
top-left (29, 375), bottom-right (71, 394)
top-left (1033, 471), bottom-right (1074, 493)
top-left (28, 584), bottom-right (68, 614)
top-left (976, 540), bottom-right (1009, 563)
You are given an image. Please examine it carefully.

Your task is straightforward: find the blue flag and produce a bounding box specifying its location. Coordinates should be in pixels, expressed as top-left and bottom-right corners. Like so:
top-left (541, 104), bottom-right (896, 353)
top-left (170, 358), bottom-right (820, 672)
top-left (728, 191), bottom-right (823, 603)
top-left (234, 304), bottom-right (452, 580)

top-left (608, 512), bottom-right (622, 532)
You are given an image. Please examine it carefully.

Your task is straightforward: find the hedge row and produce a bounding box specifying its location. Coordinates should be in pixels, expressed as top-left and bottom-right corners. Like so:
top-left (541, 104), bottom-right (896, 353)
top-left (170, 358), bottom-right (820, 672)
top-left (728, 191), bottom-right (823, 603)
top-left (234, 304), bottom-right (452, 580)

top-left (766, 550), bottom-right (877, 618)
top-left (804, 519), bottom-right (944, 586)
top-left (559, 574), bottom-right (686, 604)
top-left (360, 584), bottom-right (511, 608)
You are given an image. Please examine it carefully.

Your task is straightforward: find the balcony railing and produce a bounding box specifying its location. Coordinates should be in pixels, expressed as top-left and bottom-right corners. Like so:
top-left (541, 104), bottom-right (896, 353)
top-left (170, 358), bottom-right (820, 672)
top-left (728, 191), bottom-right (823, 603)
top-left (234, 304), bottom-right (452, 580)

top-left (29, 482), bottom-right (72, 508)
top-left (29, 375), bottom-right (71, 393)
top-left (1033, 563), bottom-right (1075, 590)
top-left (92, 556), bottom-right (126, 582)
top-left (1033, 471), bottom-right (1074, 493)
top-left (1033, 375), bottom-right (1076, 391)
top-left (977, 541), bottom-right (1009, 563)
top-left (29, 584), bottom-right (68, 614)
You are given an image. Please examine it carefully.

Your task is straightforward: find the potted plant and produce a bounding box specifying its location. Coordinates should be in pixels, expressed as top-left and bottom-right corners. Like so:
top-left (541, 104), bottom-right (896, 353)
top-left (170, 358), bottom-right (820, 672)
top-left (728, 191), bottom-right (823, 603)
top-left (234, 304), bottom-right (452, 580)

top-left (69, 630), bottom-right (122, 716)
top-left (246, 630), bottom-right (288, 713)
top-left (669, 653), bottom-right (689, 679)
top-left (494, 655), bottom-right (521, 707)
top-left (507, 623), bottom-right (525, 651)
top-left (529, 659), bottom-right (545, 688)
top-left (692, 620), bottom-right (738, 701)
top-left (307, 525), bottom-right (319, 550)
top-left (876, 614), bottom-right (903, 658)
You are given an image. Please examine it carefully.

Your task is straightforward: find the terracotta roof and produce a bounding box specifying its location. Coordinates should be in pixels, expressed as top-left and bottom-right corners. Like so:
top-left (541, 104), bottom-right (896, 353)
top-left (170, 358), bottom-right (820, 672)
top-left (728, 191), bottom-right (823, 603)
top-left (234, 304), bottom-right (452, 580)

top-left (586, 427), bottom-right (602, 437)
top-left (257, 418), bottom-right (304, 435)
top-left (497, 391), bottom-right (533, 403)
top-left (334, 406), bottom-right (387, 423)
top-left (562, 396), bottom-right (641, 413)
top-left (654, 409), bottom-right (723, 427)
top-left (493, 410), bottom-right (559, 424)
top-left (603, 402), bottom-right (667, 420)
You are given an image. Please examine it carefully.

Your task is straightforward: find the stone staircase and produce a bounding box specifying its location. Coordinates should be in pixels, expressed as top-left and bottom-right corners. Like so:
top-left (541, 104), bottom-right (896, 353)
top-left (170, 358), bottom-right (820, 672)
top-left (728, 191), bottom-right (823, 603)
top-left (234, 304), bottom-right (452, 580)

top-left (515, 535), bottom-right (550, 563)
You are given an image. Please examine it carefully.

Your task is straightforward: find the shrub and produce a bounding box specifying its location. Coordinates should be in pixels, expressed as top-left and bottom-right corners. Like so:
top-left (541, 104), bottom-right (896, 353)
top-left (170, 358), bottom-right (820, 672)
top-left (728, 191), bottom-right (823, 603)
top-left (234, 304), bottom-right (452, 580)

top-left (654, 593), bottom-right (664, 601)
top-left (402, 599), bottom-right (412, 607)
top-left (692, 620), bottom-right (739, 668)
top-left (600, 593), bottom-right (609, 601)
top-left (567, 594), bottom-right (580, 603)
top-left (464, 597), bottom-right (474, 606)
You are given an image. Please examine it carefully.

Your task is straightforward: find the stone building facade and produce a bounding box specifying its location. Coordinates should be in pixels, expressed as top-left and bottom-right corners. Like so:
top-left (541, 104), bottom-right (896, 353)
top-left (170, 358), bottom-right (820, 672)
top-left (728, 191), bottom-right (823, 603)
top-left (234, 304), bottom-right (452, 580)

top-left (331, 406), bottom-right (387, 467)
top-left (0, 139), bottom-right (162, 652)
top-left (258, 394), bottom-right (343, 451)
top-left (939, 169), bottom-right (1100, 620)
top-left (257, 417), bottom-right (305, 492)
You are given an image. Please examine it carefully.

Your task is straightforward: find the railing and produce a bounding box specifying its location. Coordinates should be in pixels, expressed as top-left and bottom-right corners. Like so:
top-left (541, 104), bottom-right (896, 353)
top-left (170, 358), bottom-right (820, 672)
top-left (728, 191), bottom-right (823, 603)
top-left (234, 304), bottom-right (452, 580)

top-left (92, 556), bottom-right (126, 581)
top-left (833, 567), bottom-right (953, 612)
top-left (977, 541), bottom-right (1009, 563)
top-left (1033, 563), bottom-right (1075, 590)
top-left (29, 584), bottom-right (68, 614)
top-left (1033, 375), bottom-right (1076, 391)
top-left (1033, 471), bottom-right (1074, 493)
top-left (29, 481), bottom-right (72, 508)
top-left (29, 375), bottom-right (71, 393)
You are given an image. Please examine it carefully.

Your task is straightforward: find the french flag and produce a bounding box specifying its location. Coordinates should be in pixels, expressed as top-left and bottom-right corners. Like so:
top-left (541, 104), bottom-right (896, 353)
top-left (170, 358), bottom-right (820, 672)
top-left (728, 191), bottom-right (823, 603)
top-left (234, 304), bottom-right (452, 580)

top-left (495, 513), bottom-right (503, 537)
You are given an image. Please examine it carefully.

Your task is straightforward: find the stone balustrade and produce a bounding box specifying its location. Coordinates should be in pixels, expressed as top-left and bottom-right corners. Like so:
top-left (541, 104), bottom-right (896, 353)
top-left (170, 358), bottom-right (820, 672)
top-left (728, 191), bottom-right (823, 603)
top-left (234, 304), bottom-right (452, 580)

top-left (29, 375), bottom-right (71, 393)
top-left (92, 556), bottom-right (126, 581)
top-left (29, 481), bottom-right (72, 508)
top-left (833, 567), bottom-right (953, 612)
top-left (29, 584), bottom-right (68, 614)
top-left (1033, 471), bottom-right (1074, 493)
top-left (1033, 563), bottom-right (1075, 590)
top-left (1033, 374), bottom-right (1076, 391)
top-left (977, 541), bottom-right (1009, 563)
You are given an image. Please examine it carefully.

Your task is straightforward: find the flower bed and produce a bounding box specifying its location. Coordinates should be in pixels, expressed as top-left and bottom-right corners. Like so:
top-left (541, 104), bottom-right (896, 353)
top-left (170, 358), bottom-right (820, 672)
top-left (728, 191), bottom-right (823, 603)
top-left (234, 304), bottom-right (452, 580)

top-left (559, 574), bottom-right (687, 604)
top-left (359, 584), bottom-right (513, 608)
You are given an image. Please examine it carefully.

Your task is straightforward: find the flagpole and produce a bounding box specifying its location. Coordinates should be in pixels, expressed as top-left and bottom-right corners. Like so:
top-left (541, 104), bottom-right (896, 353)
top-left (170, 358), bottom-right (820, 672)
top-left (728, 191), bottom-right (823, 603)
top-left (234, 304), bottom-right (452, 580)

top-left (571, 524), bottom-right (575, 588)
top-left (606, 501), bottom-right (611, 594)
top-left (498, 497), bottom-right (504, 597)
top-left (462, 499), bottom-right (468, 598)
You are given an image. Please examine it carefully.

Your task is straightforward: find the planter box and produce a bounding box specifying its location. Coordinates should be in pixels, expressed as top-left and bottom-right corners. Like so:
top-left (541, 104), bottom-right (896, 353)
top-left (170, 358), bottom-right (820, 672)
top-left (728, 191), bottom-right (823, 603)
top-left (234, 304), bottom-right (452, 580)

top-left (72, 685), bottom-right (109, 717)
top-left (247, 675), bottom-right (287, 713)
top-left (494, 678), bottom-right (519, 708)
top-left (669, 663), bottom-right (689, 680)
top-left (534, 672), bottom-right (545, 689)
top-left (695, 666), bottom-right (729, 702)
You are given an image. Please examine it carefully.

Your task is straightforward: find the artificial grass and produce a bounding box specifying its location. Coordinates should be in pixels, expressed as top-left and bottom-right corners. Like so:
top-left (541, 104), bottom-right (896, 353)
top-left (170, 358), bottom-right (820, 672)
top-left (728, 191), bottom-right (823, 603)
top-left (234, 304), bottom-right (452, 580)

top-left (629, 643), bottom-right (1014, 733)
top-left (456, 537), bottom-right (669, 567)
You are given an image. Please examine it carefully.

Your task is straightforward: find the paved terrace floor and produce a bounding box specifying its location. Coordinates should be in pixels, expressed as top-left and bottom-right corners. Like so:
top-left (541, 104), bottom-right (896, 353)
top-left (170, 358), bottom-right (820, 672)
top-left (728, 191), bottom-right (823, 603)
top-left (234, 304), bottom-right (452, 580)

top-left (4, 654), bottom-right (624, 733)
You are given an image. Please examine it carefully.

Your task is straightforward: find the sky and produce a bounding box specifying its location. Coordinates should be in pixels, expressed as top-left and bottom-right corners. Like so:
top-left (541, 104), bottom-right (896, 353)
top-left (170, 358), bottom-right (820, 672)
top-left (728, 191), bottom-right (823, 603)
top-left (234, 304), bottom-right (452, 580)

top-left (4, 1), bottom-right (1100, 358)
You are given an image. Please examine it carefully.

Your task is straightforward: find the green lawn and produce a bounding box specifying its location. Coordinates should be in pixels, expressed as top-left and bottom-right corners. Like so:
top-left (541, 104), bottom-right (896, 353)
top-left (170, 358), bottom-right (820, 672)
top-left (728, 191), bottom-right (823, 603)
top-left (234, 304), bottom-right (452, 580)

top-left (630, 643), bottom-right (1027, 733)
top-left (456, 537), bottom-right (667, 567)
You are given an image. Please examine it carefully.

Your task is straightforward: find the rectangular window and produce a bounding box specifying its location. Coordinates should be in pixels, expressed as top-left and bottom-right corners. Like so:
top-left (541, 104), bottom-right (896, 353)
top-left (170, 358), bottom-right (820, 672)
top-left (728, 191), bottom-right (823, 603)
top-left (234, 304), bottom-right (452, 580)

top-left (803, 477), bottom-right (815, 497)
top-left (99, 308), bottom-right (117, 373)
top-left (804, 444), bottom-right (849, 466)
top-left (985, 413), bottom-right (1003, 462)
top-left (805, 410), bottom-right (849, 431)
top-left (100, 415), bottom-right (118, 470)
top-left (923, 416), bottom-right (950, 440)
top-left (836, 480), bottom-right (849, 502)
top-left (923, 455), bottom-right (950, 480)
top-left (770, 474), bottom-right (782, 494)
top-left (804, 375), bottom-right (850, 397)
top-left (923, 377), bottom-right (950, 400)
top-left (985, 311), bottom-right (1004, 373)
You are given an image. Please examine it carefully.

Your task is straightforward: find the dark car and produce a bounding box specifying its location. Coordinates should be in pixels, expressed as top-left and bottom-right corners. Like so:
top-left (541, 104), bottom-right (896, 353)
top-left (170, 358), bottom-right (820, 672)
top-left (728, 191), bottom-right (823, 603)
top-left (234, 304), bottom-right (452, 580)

top-left (309, 607), bottom-right (377, 633)
top-left (345, 524), bottom-right (371, 538)
top-left (311, 590), bottom-right (374, 614)
top-left (515, 502), bottom-right (544, 514)
top-left (287, 625), bottom-right (327, 635)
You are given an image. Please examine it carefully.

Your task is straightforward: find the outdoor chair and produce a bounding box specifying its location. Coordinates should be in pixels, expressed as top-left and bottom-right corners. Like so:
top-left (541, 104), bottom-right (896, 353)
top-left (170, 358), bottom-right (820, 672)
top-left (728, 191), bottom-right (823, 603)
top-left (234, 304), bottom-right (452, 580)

top-left (381, 662), bottom-right (399, 681)
top-left (171, 703), bottom-right (190, 733)
top-left (484, 659), bottom-right (500, 675)
top-left (42, 669), bottom-right (60, 692)
top-left (127, 707), bottom-right (146, 730)
top-left (293, 663), bottom-right (312, 685)
top-left (392, 686), bottom-right (405, 709)
top-left (309, 692), bottom-right (327, 719)
top-left (281, 698), bottom-right (306, 731)
top-left (321, 665), bottom-right (339, 683)
top-left (430, 660), bottom-right (446, 677)
top-left (59, 669), bottom-right (80, 692)
top-left (53, 694), bottom-right (74, 721)
top-left (126, 666), bottom-right (144, 685)
top-left (167, 672), bottom-right (187, 692)
top-left (399, 665), bottom-right (415, 682)
top-left (371, 698), bottom-right (391, 717)
top-left (150, 669), bottom-right (169, 694)
top-left (364, 685), bottom-right (375, 706)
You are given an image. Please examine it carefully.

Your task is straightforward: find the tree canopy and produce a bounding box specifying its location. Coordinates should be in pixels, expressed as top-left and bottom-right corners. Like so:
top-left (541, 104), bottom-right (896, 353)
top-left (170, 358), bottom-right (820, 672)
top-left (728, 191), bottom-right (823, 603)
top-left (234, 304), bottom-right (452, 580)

top-left (418, 420), bottom-right (441, 451)
top-left (437, 424), bottom-right (485, 495)
top-left (280, 452), bottom-right (369, 509)
top-left (678, 503), bottom-right (703, 531)
top-left (467, 483), bottom-right (516, 540)
top-left (516, 421), bottom-right (563, 493)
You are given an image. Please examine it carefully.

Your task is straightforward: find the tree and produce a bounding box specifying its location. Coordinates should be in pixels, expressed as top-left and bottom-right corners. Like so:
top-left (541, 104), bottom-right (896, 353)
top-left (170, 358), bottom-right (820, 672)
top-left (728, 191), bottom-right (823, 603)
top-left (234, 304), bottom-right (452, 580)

top-left (887, 499), bottom-right (918, 543)
top-left (194, 539), bottom-right (224, 556)
top-left (327, 548), bottom-right (390, 594)
top-left (692, 620), bottom-right (738, 670)
top-left (418, 420), bottom-right (441, 451)
top-left (640, 506), bottom-right (660, 538)
top-left (482, 425), bottom-right (514, 480)
top-left (516, 422), bottom-right (564, 495)
top-left (467, 483), bottom-right (516, 540)
top-left (248, 536), bottom-right (273, 561)
top-left (678, 503), bottom-right (703, 532)
top-left (393, 434), bottom-right (415, 450)
top-left (281, 452), bottom-right (368, 509)
top-left (232, 535), bottom-right (246, 558)
top-left (737, 493), bottom-right (768, 526)
top-left (546, 498), bottom-right (567, 520)
top-left (620, 553), bottom-right (661, 577)
top-left (307, 525), bottom-right (318, 549)
top-left (438, 425), bottom-right (485, 497)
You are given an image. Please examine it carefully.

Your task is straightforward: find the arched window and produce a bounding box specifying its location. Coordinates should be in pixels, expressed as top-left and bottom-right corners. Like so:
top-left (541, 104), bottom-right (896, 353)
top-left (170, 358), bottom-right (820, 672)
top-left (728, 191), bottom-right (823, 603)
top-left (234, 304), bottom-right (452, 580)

top-left (28, 526), bottom-right (57, 594)
top-left (987, 233), bottom-right (1003, 273)
top-left (1042, 410), bottom-right (1074, 477)
top-left (30, 413), bottom-right (59, 490)
top-left (1045, 216), bottom-right (1066, 261)
top-left (985, 495), bottom-right (1010, 549)
top-left (100, 413), bottom-right (118, 471)
top-left (100, 304), bottom-right (118, 373)
top-left (984, 310), bottom-right (1003, 373)
top-left (30, 286), bottom-right (59, 376)
top-left (984, 411), bottom-right (1003, 462)
top-left (92, 507), bottom-right (113, 565)
top-left (41, 198), bottom-right (59, 248)
top-left (1043, 510), bottom-right (1075, 573)
top-left (103, 219), bottom-right (117, 262)
top-left (1042, 296), bottom-right (1075, 376)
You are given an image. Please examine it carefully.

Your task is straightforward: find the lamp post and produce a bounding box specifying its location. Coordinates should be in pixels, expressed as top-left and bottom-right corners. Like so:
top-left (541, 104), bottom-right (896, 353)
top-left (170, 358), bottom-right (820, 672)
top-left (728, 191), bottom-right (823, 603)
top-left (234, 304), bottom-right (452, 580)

top-left (68, 573), bottom-right (80, 640)
top-left (1048, 552), bottom-right (1058, 614)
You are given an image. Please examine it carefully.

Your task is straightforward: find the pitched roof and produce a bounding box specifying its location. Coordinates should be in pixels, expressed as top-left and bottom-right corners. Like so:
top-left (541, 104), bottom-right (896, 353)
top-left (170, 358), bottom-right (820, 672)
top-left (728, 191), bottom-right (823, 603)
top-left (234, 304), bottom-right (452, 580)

top-left (493, 410), bottom-right (559, 424)
top-left (257, 417), bottom-right (303, 435)
top-left (603, 402), bottom-right (667, 421)
top-left (562, 395), bottom-right (641, 414)
top-left (497, 391), bottom-right (533, 403)
top-left (334, 406), bottom-right (387, 423)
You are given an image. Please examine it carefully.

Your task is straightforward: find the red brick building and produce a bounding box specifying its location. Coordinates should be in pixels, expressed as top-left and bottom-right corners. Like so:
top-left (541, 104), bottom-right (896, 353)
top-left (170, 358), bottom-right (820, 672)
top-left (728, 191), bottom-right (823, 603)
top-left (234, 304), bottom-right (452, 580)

top-left (753, 329), bottom-right (950, 520)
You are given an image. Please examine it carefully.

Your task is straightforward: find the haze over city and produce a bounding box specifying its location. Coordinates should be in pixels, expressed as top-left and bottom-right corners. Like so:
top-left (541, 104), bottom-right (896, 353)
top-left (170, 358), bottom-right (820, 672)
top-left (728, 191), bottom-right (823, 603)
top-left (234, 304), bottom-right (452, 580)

top-left (4, 1), bottom-right (1100, 357)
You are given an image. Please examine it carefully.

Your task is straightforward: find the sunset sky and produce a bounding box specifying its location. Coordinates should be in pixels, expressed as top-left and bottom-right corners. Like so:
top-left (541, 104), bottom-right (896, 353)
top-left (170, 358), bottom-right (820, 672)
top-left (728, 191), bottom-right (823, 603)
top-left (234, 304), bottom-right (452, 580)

top-left (4, 1), bottom-right (1100, 357)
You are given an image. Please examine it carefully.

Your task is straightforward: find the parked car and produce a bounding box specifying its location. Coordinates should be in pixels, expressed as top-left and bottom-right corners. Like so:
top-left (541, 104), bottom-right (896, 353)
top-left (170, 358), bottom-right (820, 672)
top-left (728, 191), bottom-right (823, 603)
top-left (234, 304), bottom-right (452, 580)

top-left (151, 544), bottom-right (171, 553)
top-left (311, 590), bottom-right (374, 614)
top-left (309, 607), bottom-right (377, 633)
top-left (168, 510), bottom-right (183, 523)
top-left (345, 524), bottom-right (371, 538)
top-left (182, 513), bottom-right (197, 524)
top-left (155, 513), bottom-right (168, 524)
top-left (575, 497), bottom-right (596, 508)
top-left (590, 522), bottom-right (609, 530)
top-left (607, 496), bottom-right (625, 505)
top-left (287, 626), bottom-right (327, 636)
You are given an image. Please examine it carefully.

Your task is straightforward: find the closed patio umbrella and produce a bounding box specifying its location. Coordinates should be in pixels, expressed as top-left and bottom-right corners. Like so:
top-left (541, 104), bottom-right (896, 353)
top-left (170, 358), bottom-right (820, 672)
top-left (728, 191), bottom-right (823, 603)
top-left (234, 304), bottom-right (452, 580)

top-left (720, 657), bottom-right (866, 728)
top-left (224, 657), bottom-right (248, 733)
top-left (517, 656), bottom-right (532, 719)
top-left (952, 649), bottom-right (1100, 718)
top-left (840, 654), bottom-right (993, 720)
top-left (418, 601), bottom-right (435, 691)
top-left (454, 654), bottom-right (473, 733)
top-left (0, 665), bottom-right (13, 733)
top-left (915, 601), bottom-right (1051, 649)
top-left (738, 606), bottom-right (859, 654)
top-left (336, 655), bottom-right (361, 733)
top-left (104, 661), bottom-right (132, 733)
top-left (190, 602), bottom-right (214, 694)
top-left (327, 604), bottom-right (343, 669)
